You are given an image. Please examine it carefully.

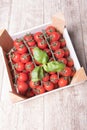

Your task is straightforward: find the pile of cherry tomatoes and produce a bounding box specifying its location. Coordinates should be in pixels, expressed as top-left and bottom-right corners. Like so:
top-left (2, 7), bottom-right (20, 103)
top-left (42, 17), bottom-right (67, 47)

top-left (8, 25), bottom-right (76, 98)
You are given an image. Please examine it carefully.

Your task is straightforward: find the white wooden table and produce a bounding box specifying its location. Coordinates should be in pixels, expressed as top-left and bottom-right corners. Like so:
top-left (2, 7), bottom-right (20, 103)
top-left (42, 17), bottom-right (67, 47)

top-left (0, 0), bottom-right (87, 130)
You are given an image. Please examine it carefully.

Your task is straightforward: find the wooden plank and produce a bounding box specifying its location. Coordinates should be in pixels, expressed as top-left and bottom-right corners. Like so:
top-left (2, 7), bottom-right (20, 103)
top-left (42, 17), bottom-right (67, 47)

top-left (44, 81), bottom-right (87, 130)
top-left (78, 0), bottom-right (87, 73)
top-left (61, 0), bottom-right (87, 71)
top-left (0, 0), bottom-right (12, 30)
top-left (9, 0), bottom-right (44, 34)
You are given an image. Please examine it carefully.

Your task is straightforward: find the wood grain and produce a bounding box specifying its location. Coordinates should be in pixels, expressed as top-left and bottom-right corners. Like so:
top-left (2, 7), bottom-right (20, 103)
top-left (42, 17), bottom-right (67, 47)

top-left (0, 0), bottom-right (87, 130)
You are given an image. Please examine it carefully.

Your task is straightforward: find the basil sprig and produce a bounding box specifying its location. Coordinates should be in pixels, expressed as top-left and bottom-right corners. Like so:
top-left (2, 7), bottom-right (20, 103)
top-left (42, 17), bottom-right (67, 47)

top-left (31, 47), bottom-right (65, 82)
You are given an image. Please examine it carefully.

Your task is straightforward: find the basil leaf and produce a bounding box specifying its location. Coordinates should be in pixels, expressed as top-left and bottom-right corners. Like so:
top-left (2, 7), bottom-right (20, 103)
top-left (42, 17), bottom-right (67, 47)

top-left (43, 61), bottom-right (65, 72)
top-left (31, 66), bottom-right (44, 82)
top-left (33, 47), bottom-right (49, 64)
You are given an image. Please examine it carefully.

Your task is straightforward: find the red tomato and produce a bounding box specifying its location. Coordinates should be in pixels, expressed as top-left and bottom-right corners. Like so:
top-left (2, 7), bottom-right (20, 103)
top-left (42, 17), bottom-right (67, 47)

top-left (26, 89), bottom-right (35, 98)
top-left (60, 39), bottom-right (66, 47)
top-left (54, 49), bottom-right (65, 59)
top-left (49, 72), bottom-right (56, 75)
top-left (12, 52), bottom-right (20, 63)
top-left (17, 72), bottom-right (28, 82)
top-left (20, 53), bottom-right (31, 63)
top-left (37, 40), bottom-right (48, 49)
top-left (27, 39), bottom-right (36, 46)
top-left (46, 26), bottom-right (56, 35)
top-left (42, 73), bottom-right (50, 82)
top-left (50, 74), bottom-right (58, 84)
top-left (58, 58), bottom-right (67, 65)
top-left (44, 81), bottom-right (55, 91)
top-left (25, 62), bottom-right (34, 72)
top-left (67, 58), bottom-right (74, 67)
top-left (63, 48), bottom-right (70, 57)
top-left (60, 67), bottom-right (72, 77)
top-left (34, 32), bottom-right (44, 42)
top-left (58, 77), bottom-right (68, 87)
top-left (14, 39), bottom-right (24, 48)
top-left (17, 81), bottom-right (28, 94)
top-left (24, 34), bottom-right (33, 41)
top-left (50, 32), bottom-right (61, 42)
top-left (17, 44), bottom-right (28, 54)
top-left (29, 80), bottom-right (40, 89)
top-left (15, 62), bottom-right (25, 71)
top-left (35, 60), bottom-right (41, 65)
top-left (44, 48), bottom-right (52, 57)
top-left (34, 85), bottom-right (45, 94)
top-left (50, 41), bottom-right (60, 51)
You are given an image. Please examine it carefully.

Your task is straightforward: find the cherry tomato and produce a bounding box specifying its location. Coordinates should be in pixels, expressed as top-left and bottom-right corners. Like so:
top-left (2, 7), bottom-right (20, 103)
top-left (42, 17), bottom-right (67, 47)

top-left (14, 39), bottom-right (24, 48)
top-left (26, 89), bottom-right (35, 98)
top-left (60, 39), bottom-right (66, 47)
top-left (60, 67), bottom-right (72, 77)
top-left (34, 32), bottom-right (44, 42)
top-left (58, 77), bottom-right (68, 87)
top-left (20, 53), bottom-right (31, 63)
top-left (54, 49), bottom-right (65, 59)
top-left (34, 85), bottom-right (45, 94)
top-left (17, 44), bottom-right (28, 54)
top-left (27, 39), bottom-right (36, 46)
top-left (37, 40), bottom-right (48, 49)
top-left (17, 81), bottom-right (28, 94)
top-left (24, 34), bottom-right (33, 41)
top-left (50, 32), bottom-right (61, 42)
top-left (42, 73), bottom-right (50, 82)
top-left (67, 58), bottom-right (74, 67)
top-left (50, 41), bottom-right (60, 51)
top-left (17, 72), bottom-right (28, 82)
top-left (15, 62), bottom-right (25, 71)
top-left (44, 81), bottom-right (55, 91)
top-left (50, 74), bottom-right (58, 84)
top-left (12, 52), bottom-right (20, 63)
top-left (58, 58), bottom-right (67, 65)
top-left (25, 62), bottom-right (34, 72)
top-left (46, 26), bottom-right (56, 35)
top-left (63, 48), bottom-right (70, 57)
top-left (29, 80), bottom-right (40, 89)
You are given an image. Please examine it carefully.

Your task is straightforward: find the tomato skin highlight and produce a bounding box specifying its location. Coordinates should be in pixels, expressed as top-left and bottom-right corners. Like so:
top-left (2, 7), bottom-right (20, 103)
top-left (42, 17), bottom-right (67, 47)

top-left (15, 62), bottom-right (25, 72)
top-left (50, 41), bottom-right (60, 51)
top-left (17, 44), bottom-right (28, 54)
top-left (12, 52), bottom-right (20, 63)
top-left (58, 58), bottom-right (67, 65)
top-left (60, 67), bottom-right (72, 77)
top-left (50, 32), bottom-right (61, 42)
top-left (17, 72), bottom-right (28, 82)
top-left (37, 39), bottom-right (48, 49)
top-left (46, 26), bottom-right (56, 35)
top-left (17, 82), bottom-right (28, 94)
top-left (25, 62), bottom-right (34, 72)
top-left (34, 32), bottom-right (44, 42)
top-left (29, 80), bottom-right (40, 89)
top-left (50, 74), bottom-right (58, 84)
top-left (55, 49), bottom-right (65, 59)
top-left (44, 81), bottom-right (55, 91)
top-left (20, 53), bottom-right (31, 63)
top-left (58, 77), bottom-right (68, 87)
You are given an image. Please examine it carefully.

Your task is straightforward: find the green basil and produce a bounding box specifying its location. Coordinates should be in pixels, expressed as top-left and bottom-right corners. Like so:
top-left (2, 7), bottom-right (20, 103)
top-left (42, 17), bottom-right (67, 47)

top-left (43, 61), bottom-right (65, 72)
top-left (31, 66), bottom-right (44, 82)
top-left (33, 47), bottom-right (49, 64)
